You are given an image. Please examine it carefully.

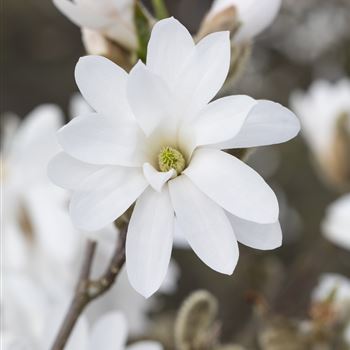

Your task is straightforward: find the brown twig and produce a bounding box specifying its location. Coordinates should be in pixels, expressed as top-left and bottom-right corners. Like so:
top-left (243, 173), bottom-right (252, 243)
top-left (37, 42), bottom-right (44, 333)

top-left (50, 226), bottom-right (127, 350)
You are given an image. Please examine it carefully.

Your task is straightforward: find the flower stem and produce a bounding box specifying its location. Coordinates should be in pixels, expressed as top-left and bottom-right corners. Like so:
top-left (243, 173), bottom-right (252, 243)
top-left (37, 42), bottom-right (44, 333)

top-left (50, 226), bottom-right (127, 350)
top-left (151, 0), bottom-right (169, 19)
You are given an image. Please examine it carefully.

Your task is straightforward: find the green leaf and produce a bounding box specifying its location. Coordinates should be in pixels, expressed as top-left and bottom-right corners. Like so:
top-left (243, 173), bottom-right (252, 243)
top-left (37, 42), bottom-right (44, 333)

top-left (151, 0), bottom-right (169, 20)
top-left (134, 1), bottom-right (152, 62)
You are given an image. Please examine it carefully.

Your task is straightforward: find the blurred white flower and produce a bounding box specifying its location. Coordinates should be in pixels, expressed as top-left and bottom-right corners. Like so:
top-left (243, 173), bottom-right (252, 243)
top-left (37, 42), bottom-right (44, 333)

top-left (1, 105), bottom-right (80, 278)
top-left (290, 79), bottom-right (350, 186)
top-left (312, 273), bottom-right (350, 341)
top-left (49, 17), bottom-right (300, 297)
top-left (56, 311), bottom-right (162, 350)
top-left (0, 106), bottom-right (82, 350)
top-left (53, 0), bottom-right (137, 50)
top-left (312, 274), bottom-right (350, 308)
top-left (291, 79), bottom-right (350, 159)
top-left (206, 0), bottom-right (281, 42)
top-left (2, 271), bottom-right (71, 350)
top-left (322, 194), bottom-right (350, 251)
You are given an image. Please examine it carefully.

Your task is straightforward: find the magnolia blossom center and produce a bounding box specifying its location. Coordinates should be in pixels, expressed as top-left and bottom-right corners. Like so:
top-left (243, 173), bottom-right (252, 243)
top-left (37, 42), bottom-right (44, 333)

top-left (158, 146), bottom-right (186, 174)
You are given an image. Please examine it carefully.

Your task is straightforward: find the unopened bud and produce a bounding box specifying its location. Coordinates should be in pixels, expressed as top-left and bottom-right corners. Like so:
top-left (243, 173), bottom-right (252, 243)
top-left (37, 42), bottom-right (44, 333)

top-left (81, 28), bottom-right (133, 72)
top-left (319, 112), bottom-right (350, 190)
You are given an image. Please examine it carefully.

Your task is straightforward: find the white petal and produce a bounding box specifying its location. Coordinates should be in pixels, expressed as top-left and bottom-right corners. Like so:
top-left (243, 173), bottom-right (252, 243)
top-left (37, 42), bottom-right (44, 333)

top-left (175, 31), bottom-right (231, 118)
top-left (70, 167), bottom-right (148, 231)
top-left (160, 260), bottom-right (180, 294)
top-left (127, 61), bottom-right (175, 136)
top-left (209, 0), bottom-right (281, 41)
top-left (9, 104), bottom-right (62, 173)
top-left (227, 213), bottom-right (282, 250)
top-left (173, 221), bottom-right (190, 249)
top-left (69, 92), bottom-right (92, 119)
top-left (193, 95), bottom-right (257, 147)
top-left (44, 303), bottom-right (88, 350)
top-left (147, 17), bottom-right (194, 89)
top-left (48, 152), bottom-right (101, 190)
top-left (23, 186), bottom-right (79, 263)
top-left (127, 341), bottom-right (163, 350)
top-left (75, 55), bottom-right (134, 122)
top-left (57, 114), bottom-right (144, 166)
top-left (53, 0), bottom-right (111, 29)
top-left (143, 163), bottom-right (175, 192)
top-left (322, 194), bottom-right (350, 250)
top-left (88, 312), bottom-right (127, 350)
top-left (126, 187), bottom-right (174, 298)
top-left (218, 100), bottom-right (300, 149)
top-left (184, 149), bottom-right (279, 224)
top-left (65, 316), bottom-right (89, 350)
top-left (234, 0), bottom-right (282, 42)
top-left (169, 175), bottom-right (238, 274)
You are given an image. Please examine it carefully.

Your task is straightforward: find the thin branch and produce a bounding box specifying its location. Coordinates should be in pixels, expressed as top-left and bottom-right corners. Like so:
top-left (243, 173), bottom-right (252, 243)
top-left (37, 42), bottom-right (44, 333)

top-left (88, 226), bottom-right (127, 299)
top-left (50, 240), bottom-right (97, 350)
top-left (50, 226), bottom-right (127, 350)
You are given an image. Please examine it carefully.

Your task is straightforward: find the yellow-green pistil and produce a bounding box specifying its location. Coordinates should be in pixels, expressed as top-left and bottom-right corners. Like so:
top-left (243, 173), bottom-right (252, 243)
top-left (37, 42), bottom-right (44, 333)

top-left (158, 146), bottom-right (186, 174)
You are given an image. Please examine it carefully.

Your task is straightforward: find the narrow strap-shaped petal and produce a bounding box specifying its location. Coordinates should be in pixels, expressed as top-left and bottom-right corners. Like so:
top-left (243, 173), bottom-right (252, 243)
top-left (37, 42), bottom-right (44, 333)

top-left (127, 61), bottom-right (176, 136)
top-left (57, 113), bottom-right (145, 166)
top-left (217, 100), bottom-right (300, 149)
top-left (126, 187), bottom-right (174, 298)
top-left (174, 31), bottom-right (231, 119)
top-left (70, 167), bottom-right (148, 231)
top-left (192, 95), bottom-right (257, 147)
top-left (48, 152), bottom-right (102, 191)
top-left (143, 163), bottom-right (175, 192)
top-left (227, 213), bottom-right (282, 250)
top-left (169, 175), bottom-right (238, 275)
top-left (75, 55), bottom-right (134, 122)
top-left (146, 17), bottom-right (194, 89)
top-left (184, 149), bottom-right (279, 224)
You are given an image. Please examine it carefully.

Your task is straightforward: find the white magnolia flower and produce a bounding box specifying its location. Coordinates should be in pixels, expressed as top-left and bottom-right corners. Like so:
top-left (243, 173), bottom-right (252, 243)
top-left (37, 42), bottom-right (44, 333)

top-left (206, 0), bottom-right (282, 42)
top-left (322, 194), bottom-right (350, 251)
top-left (49, 17), bottom-right (300, 297)
top-left (53, 0), bottom-right (137, 50)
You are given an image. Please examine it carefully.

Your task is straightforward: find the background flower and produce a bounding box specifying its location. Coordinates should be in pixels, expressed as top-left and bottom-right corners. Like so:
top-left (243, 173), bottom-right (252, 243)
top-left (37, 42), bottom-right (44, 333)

top-left (205, 0), bottom-right (282, 42)
top-left (290, 79), bottom-right (350, 188)
top-left (53, 0), bottom-right (137, 50)
top-left (322, 194), bottom-right (350, 251)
